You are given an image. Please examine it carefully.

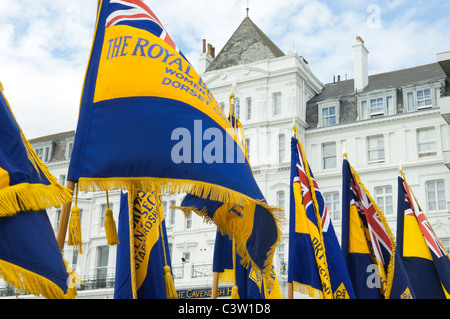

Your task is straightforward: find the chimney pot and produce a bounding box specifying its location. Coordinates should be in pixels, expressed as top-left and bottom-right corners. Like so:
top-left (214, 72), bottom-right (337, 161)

top-left (203, 39), bottom-right (206, 53)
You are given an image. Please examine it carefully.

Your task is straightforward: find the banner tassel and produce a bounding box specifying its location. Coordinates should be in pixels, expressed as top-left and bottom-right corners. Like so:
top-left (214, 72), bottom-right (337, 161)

top-left (104, 190), bottom-right (119, 246)
top-left (231, 235), bottom-right (240, 299)
top-left (157, 190), bottom-right (177, 299)
top-left (67, 184), bottom-right (82, 254)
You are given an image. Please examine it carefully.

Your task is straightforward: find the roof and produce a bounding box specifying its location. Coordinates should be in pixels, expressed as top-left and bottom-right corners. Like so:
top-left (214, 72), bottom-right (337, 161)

top-left (309, 62), bottom-right (446, 103)
top-left (206, 17), bottom-right (285, 72)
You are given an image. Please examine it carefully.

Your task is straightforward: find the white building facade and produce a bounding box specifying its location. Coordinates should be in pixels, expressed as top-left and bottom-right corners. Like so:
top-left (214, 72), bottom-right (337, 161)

top-left (2, 16), bottom-right (450, 299)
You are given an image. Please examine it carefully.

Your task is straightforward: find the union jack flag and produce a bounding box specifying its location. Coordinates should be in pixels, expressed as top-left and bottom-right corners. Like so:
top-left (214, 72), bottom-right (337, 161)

top-left (349, 177), bottom-right (392, 266)
top-left (294, 140), bottom-right (330, 232)
top-left (402, 180), bottom-right (447, 258)
top-left (106, 0), bottom-right (179, 52)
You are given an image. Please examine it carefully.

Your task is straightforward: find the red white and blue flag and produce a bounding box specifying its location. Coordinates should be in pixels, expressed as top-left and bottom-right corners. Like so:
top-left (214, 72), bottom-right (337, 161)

top-left (342, 158), bottom-right (415, 298)
top-left (106, 0), bottom-right (179, 52)
top-left (397, 174), bottom-right (450, 298)
top-left (288, 136), bottom-right (355, 298)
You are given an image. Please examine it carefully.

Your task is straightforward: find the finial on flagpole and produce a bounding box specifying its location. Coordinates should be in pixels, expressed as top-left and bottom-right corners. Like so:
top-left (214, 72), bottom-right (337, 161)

top-left (343, 142), bottom-right (348, 159)
top-left (399, 161), bottom-right (403, 176)
top-left (292, 113), bottom-right (297, 137)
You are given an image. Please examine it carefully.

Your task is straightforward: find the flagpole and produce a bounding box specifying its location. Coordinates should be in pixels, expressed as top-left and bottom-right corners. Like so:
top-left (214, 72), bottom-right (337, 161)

top-left (288, 282), bottom-right (293, 299)
top-left (211, 272), bottom-right (219, 299)
top-left (56, 180), bottom-right (76, 250)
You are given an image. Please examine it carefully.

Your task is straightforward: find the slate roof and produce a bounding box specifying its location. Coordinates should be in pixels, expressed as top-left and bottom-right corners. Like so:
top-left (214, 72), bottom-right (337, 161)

top-left (306, 62), bottom-right (447, 128)
top-left (309, 62), bottom-right (446, 103)
top-left (206, 17), bottom-right (285, 72)
top-left (29, 130), bottom-right (75, 163)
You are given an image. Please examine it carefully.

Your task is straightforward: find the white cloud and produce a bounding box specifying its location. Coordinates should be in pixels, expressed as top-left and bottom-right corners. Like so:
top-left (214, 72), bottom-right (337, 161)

top-left (0, 0), bottom-right (449, 138)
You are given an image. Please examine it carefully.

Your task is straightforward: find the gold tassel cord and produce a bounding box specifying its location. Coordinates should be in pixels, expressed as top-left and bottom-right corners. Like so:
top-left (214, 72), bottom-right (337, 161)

top-left (104, 190), bottom-right (119, 246)
top-left (67, 183), bottom-right (82, 254)
top-left (230, 235), bottom-right (240, 299)
top-left (157, 191), bottom-right (177, 299)
top-left (127, 188), bottom-right (138, 299)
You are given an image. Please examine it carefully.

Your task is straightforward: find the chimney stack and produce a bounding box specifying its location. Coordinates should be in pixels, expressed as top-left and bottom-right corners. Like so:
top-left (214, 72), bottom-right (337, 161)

top-left (353, 36), bottom-right (369, 92)
top-left (198, 39), bottom-right (214, 74)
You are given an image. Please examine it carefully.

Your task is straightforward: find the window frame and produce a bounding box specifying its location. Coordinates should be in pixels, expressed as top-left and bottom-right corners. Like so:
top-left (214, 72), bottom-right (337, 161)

top-left (322, 142), bottom-right (337, 170)
top-left (367, 135), bottom-right (385, 163)
top-left (426, 180), bottom-right (446, 212)
top-left (374, 185), bottom-right (393, 215)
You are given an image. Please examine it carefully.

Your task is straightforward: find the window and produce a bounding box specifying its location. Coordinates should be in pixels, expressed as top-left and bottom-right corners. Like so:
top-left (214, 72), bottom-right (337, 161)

top-left (406, 92), bottom-right (415, 112)
top-left (417, 88), bottom-right (432, 109)
top-left (369, 97), bottom-right (384, 117)
top-left (368, 135), bottom-right (385, 163)
top-left (273, 92), bottom-right (282, 115)
top-left (277, 244), bottom-right (286, 275)
top-left (322, 143), bottom-right (336, 169)
top-left (442, 238), bottom-right (450, 254)
top-left (100, 203), bottom-right (113, 228)
top-left (278, 134), bottom-right (285, 163)
top-left (246, 97), bottom-right (252, 120)
top-left (72, 251), bottom-right (78, 269)
top-left (169, 200), bottom-right (176, 225)
top-left (59, 174), bottom-right (66, 187)
top-left (417, 127), bottom-right (437, 157)
top-left (67, 141), bottom-right (74, 159)
top-left (182, 252), bottom-right (190, 263)
top-left (406, 87), bottom-right (437, 112)
top-left (360, 95), bottom-right (393, 119)
top-left (96, 246), bottom-right (109, 281)
top-left (324, 192), bottom-right (340, 220)
top-left (375, 186), bottom-right (393, 215)
top-left (55, 209), bottom-right (61, 233)
top-left (185, 213), bottom-right (192, 229)
top-left (321, 105), bottom-right (336, 126)
top-left (35, 145), bottom-right (51, 162)
top-left (245, 138), bottom-right (250, 161)
top-left (234, 97), bottom-right (240, 118)
top-left (277, 191), bottom-right (285, 214)
top-left (426, 180), bottom-right (446, 212)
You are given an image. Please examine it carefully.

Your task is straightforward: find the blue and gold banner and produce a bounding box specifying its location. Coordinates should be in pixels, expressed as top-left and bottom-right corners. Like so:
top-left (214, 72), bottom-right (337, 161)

top-left (341, 158), bottom-right (415, 299)
top-left (0, 210), bottom-right (75, 299)
top-left (212, 230), bottom-right (282, 299)
top-left (0, 85), bottom-right (72, 216)
top-left (397, 173), bottom-right (450, 298)
top-left (0, 84), bottom-right (75, 299)
top-left (181, 194), bottom-right (280, 281)
top-left (288, 136), bottom-right (355, 299)
top-left (67, 0), bottom-right (280, 277)
top-left (114, 190), bottom-right (173, 299)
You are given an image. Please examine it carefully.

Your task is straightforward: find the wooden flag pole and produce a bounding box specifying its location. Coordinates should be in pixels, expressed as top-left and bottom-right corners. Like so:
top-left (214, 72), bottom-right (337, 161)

top-left (211, 272), bottom-right (219, 299)
top-left (288, 282), bottom-right (293, 299)
top-left (56, 180), bottom-right (76, 250)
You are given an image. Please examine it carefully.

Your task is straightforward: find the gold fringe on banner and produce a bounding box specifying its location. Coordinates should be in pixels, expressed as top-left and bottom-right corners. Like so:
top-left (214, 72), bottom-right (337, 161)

top-left (79, 177), bottom-right (283, 283)
top-left (0, 258), bottom-right (77, 299)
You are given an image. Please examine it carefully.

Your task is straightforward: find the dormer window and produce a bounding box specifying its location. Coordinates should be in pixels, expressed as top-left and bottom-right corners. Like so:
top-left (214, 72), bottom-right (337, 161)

top-left (34, 143), bottom-right (52, 163)
top-left (360, 93), bottom-right (394, 119)
top-left (319, 102), bottom-right (338, 127)
top-left (405, 83), bottom-right (441, 112)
